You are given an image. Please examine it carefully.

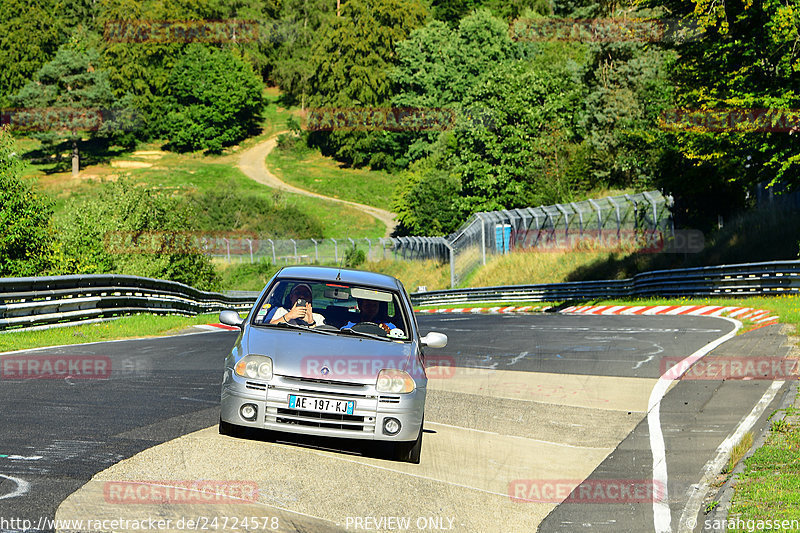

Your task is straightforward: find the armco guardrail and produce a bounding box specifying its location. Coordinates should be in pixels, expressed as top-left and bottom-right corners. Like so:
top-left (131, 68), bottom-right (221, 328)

top-left (3, 260), bottom-right (799, 331)
top-left (0, 274), bottom-right (258, 331)
top-left (410, 260), bottom-right (800, 306)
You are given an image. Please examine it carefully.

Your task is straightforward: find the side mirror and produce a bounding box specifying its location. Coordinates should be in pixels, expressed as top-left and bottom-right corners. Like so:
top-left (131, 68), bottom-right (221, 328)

top-left (420, 332), bottom-right (447, 348)
top-left (219, 310), bottom-right (244, 328)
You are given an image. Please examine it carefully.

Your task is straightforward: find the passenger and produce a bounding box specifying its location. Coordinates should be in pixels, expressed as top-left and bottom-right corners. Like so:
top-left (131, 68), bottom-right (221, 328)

top-left (342, 298), bottom-right (396, 333)
top-left (269, 283), bottom-right (325, 327)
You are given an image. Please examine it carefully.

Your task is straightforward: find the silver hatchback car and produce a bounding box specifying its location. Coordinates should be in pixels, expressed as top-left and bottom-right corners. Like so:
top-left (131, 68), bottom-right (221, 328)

top-left (218, 266), bottom-right (447, 463)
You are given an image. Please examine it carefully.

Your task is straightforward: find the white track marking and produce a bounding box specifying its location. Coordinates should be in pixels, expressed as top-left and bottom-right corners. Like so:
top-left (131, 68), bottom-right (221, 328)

top-left (643, 306), bottom-right (672, 315)
top-left (648, 317), bottom-right (741, 533)
top-left (507, 351), bottom-right (529, 366)
top-left (677, 380), bottom-right (784, 532)
top-left (0, 474), bottom-right (29, 500)
top-left (425, 421), bottom-right (611, 450)
top-left (633, 343), bottom-right (664, 370)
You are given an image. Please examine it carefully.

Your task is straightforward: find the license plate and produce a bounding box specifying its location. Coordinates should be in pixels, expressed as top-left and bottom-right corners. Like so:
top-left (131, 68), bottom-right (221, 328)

top-left (288, 395), bottom-right (355, 415)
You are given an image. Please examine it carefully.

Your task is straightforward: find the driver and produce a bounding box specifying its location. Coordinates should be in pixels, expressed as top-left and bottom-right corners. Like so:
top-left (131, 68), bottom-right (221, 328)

top-left (269, 283), bottom-right (325, 327)
top-left (341, 298), bottom-right (396, 333)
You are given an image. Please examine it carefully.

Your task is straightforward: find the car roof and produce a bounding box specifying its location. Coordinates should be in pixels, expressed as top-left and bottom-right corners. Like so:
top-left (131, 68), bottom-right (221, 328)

top-left (274, 266), bottom-right (403, 291)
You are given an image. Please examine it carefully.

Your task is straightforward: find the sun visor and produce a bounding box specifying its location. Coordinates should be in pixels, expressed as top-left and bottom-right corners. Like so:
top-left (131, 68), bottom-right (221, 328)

top-left (350, 287), bottom-right (392, 302)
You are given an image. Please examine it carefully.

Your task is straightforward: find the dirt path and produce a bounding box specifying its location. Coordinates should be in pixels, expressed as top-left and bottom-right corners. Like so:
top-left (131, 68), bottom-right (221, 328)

top-left (238, 133), bottom-right (396, 237)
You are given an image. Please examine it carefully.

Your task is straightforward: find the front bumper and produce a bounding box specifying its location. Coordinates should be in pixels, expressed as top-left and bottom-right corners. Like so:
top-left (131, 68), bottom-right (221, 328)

top-left (220, 370), bottom-right (425, 441)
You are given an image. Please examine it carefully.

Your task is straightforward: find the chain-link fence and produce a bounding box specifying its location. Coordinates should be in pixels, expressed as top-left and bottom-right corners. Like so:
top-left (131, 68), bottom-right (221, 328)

top-left (205, 237), bottom-right (398, 264)
top-left (116, 191), bottom-right (672, 288)
top-left (204, 236), bottom-right (454, 265)
top-left (446, 191), bottom-right (673, 286)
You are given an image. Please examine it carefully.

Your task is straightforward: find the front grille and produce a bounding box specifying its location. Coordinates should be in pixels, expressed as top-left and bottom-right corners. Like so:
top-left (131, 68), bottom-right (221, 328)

top-left (283, 376), bottom-right (367, 388)
top-left (246, 381), bottom-right (267, 391)
top-left (274, 408), bottom-right (366, 431)
top-left (379, 395), bottom-right (400, 404)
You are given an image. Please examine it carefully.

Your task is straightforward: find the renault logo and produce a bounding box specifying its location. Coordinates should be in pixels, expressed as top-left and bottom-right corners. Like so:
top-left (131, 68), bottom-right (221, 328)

top-left (321, 366), bottom-right (330, 376)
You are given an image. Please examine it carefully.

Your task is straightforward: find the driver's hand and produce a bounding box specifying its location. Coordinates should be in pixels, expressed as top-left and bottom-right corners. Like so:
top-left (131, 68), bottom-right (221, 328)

top-left (285, 305), bottom-right (306, 320)
top-left (302, 304), bottom-right (314, 325)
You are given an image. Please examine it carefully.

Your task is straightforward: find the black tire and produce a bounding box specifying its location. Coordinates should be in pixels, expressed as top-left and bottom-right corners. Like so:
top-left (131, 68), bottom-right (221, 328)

top-left (395, 421), bottom-right (423, 464)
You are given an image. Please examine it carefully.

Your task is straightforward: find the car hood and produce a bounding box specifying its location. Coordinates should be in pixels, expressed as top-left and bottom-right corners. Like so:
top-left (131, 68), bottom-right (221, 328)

top-left (244, 326), bottom-right (418, 384)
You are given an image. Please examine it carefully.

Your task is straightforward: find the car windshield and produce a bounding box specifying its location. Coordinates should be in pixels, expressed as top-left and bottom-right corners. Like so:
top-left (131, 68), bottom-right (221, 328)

top-left (252, 279), bottom-right (411, 340)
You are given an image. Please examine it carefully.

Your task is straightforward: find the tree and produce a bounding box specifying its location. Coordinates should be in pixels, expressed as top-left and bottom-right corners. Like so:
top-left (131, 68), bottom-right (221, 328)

top-left (391, 41), bottom-right (591, 235)
top-left (272, 0), bottom-right (336, 109)
top-left (390, 10), bottom-right (519, 165)
top-left (0, 127), bottom-right (55, 276)
top-left (98, 0), bottom-right (255, 138)
top-left (55, 179), bottom-right (220, 290)
top-left (305, 0), bottom-right (427, 167)
top-left (0, 0), bottom-right (62, 106)
top-left (160, 44), bottom-right (265, 152)
top-left (392, 153), bottom-right (462, 236)
top-left (12, 43), bottom-right (135, 175)
top-left (645, 0), bottom-right (800, 228)
top-left (577, 40), bottom-right (678, 190)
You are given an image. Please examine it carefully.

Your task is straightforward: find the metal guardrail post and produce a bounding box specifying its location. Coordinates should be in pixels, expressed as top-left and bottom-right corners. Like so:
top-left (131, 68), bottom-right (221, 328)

top-left (246, 239), bottom-right (254, 263)
top-left (223, 238), bottom-right (231, 263)
top-left (290, 239), bottom-right (298, 263)
top-left (311, 238), bottom-right (319, 262)
top-left (365, 238), bottom-right (372, 260)
top-left (555, 203), bottom-right (570, 242)
top-left (267, 239), bottom-right (276, 264)
top-left (608, 197), bottom-right (621, 241)
top-left (625, 194), bottom-right (638, 231)
top-left (588, 199), bottom-right (602, 244)
top-left (642, 191), bottom-right (659, 230)
top-left (441, 240), bottom-right (456, 288)
top-left (570, 202), bottom-right (584, 238)
top-left (477, 213), bottom-right (487, 265)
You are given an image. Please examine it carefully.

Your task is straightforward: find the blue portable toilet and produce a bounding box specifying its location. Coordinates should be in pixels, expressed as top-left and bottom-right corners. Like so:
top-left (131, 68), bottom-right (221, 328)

top-left (495, 224), bottom-right (512, 253)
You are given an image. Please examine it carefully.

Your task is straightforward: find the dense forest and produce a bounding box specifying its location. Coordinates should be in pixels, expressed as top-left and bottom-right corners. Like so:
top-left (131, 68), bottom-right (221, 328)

top-left (1, 0), bottom-right (798, 283)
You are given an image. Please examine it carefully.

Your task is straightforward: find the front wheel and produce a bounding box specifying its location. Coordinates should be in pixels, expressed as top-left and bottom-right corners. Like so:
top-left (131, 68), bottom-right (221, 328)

top-left (394, 420), bottom-right (423, 464)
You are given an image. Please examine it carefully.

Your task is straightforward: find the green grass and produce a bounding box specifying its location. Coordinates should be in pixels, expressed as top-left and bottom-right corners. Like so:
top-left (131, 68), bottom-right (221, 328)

top-left (727, 432), bottom-right (755, 474)
top-left (267, 139), bottom-right (399, 211)
top-left (727, 395), bottom-right (800, 530)
top-left (26, 137), bottom-right (384, 240)
top-left (0, 313), bottom-right (232, 353)
top-left (18, 86), bottom-right (384, 239)
top-left (465, 244), bottom-right (645, 287)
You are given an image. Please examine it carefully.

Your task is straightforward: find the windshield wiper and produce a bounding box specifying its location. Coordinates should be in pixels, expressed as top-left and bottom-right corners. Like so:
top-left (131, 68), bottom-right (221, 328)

top-left (338, 327), bottom-right (394, 342)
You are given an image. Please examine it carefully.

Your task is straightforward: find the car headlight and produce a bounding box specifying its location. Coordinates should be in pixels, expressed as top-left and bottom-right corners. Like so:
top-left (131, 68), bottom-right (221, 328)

top-left (376, 369), bottom-right (415, 393)
top-left (234, 355), bottom-right (273, 380)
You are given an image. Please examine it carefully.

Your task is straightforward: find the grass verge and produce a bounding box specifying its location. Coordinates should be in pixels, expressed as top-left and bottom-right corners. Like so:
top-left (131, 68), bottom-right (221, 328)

top-left (266, 139), bottom-right (399, 211)
top-left (727, 400), bottom-right (800, 530)
top-left (0, 313), bottom-right (228, 353)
